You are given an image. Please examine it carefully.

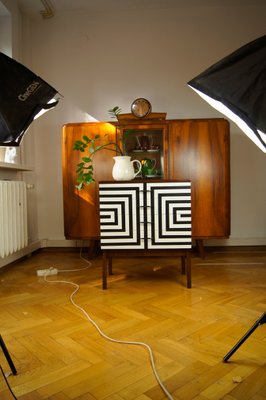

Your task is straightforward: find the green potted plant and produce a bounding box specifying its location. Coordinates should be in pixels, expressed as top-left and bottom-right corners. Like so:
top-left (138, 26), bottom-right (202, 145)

top-left (73, 107), bottom-right (141, 189)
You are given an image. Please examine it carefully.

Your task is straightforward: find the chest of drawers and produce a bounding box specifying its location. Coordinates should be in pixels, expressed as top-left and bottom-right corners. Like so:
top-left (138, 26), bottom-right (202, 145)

top-left (99, 181), bottom-right (192, 288)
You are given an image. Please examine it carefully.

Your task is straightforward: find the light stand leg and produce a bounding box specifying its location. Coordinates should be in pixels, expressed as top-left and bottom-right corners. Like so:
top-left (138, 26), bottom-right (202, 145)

top-left (223, 312), bottom-right (266, 362)
top-left (0, 335), bottom-right (17, 375)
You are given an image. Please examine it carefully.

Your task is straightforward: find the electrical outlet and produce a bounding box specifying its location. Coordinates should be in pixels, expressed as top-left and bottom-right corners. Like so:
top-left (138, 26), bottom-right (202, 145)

top-left (37, 268), bottom-right (58, 277)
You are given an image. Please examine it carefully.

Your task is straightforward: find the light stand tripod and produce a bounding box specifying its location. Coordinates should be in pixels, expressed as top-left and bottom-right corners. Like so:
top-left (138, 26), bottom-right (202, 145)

top-left (0, 335), bottom-right (17, 375)
top-left (223, 312), bottom-right (266, 362)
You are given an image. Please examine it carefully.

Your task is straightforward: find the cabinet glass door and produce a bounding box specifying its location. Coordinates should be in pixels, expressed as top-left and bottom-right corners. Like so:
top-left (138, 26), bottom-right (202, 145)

top-left (122, 128), bottom-right (166, 179)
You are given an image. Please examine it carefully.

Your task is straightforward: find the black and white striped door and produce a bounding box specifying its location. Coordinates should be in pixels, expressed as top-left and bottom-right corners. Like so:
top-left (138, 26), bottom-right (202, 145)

top-left (99, 183), bottom-right (144, 249)
top-left (146, 182), bottom-right (191, 249)
top-left (99, 181), bottom-right (191, 250)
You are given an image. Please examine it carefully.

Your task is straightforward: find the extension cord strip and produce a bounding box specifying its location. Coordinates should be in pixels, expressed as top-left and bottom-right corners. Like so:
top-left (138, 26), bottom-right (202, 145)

top-left (37, 267), bottom-right (58, 276)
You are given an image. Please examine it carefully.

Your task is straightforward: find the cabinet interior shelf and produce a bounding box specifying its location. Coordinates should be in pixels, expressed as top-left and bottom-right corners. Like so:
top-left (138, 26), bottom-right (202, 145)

top-left (132, 149), bottom-right (160, 153)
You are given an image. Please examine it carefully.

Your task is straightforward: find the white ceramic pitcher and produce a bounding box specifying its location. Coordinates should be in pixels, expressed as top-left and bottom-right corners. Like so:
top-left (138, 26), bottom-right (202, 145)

top-left (112, 156), bottom-right (142, 181)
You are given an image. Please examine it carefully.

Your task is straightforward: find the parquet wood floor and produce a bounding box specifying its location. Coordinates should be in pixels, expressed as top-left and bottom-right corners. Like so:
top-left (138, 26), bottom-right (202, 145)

top-left (0, 246), bottom-right (265, 399)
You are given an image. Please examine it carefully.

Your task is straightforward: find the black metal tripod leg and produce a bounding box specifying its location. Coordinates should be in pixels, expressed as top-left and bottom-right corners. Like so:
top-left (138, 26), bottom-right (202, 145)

top-left (223, 312), bottom-right (266, 362)
top-left (0, 335), bottom-right (17, 375)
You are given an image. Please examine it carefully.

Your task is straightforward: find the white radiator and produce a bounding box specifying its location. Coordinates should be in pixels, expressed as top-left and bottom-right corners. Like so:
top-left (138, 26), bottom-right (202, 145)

top-left (0, 181), bottom-right (28, 258)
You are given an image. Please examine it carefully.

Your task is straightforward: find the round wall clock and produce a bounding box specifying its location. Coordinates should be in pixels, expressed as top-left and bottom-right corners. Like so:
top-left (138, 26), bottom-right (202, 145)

top-left (131, 98), bottom-right (152, 118)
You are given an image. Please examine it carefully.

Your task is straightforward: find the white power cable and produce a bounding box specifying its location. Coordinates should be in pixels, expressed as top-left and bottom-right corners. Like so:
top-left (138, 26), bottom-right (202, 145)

top-left (42, 263), bottom-right (174, 399)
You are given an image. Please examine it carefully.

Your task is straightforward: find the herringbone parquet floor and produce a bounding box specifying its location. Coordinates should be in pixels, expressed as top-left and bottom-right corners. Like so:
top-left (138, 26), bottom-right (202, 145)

top-left (0, 246), bottom-right (265, 400)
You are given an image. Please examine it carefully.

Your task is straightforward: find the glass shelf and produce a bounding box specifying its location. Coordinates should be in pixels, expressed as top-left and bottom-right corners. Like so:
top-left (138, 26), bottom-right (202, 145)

top-left (124, 129), bottom-right (164, 179)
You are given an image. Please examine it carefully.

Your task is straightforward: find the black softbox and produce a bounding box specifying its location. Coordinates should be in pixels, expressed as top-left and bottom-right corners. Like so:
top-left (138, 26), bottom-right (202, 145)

top-left (188, 35), bottom-right (266, 153)
top-left (188, 36), bottom-right (266, 361)
top-left (0, 52), bottom-right (59, 146)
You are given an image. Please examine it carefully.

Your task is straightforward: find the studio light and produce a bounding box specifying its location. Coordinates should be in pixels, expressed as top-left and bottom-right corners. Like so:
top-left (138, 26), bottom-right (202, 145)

top-left (188, 35), bottom-right (266, 361)
top-left (188, 35), bottom-right (266, 153)
top-left (0, 52), bottom-right (60, 146)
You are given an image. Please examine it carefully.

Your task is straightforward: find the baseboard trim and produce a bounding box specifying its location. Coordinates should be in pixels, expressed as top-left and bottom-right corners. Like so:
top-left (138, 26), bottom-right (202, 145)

top-left (0, 240), bottom-right (42, 268)
top-left (1, 237), bottom-right (265, 268)
top-left (43, 238), bottom-right (266, 248)
top-left (0, 239), bottom-right (91, 269)
top-left (40, 239), bottom-right (90, 248)
top-left (203, 238), bottom-right (266, 246)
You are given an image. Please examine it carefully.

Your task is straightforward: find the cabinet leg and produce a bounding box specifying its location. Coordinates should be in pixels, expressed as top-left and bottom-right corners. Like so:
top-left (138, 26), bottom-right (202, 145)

top-left (181, 256), bottom-right (186, 275)
top-left (196, 239), bottom-right (205, 259)
top-left (102, 251), bottom-right (107, 290)
top-left (108, 256), bottom-right (113, 275)
top-left (88, 239), bottom-right (100, 259)
top-left (186, 252), bottom-right (192, 288)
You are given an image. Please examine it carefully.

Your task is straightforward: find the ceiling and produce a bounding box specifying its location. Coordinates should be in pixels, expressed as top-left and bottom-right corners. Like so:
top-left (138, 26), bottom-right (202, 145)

top-left (0, 2), bottom-right (8, 15)
top-left (17, 0), bottom-right (196, 18)
top-left (0, 0), bottom-right (264, 18)
top-left (14, 0), bottom-right (266, 19)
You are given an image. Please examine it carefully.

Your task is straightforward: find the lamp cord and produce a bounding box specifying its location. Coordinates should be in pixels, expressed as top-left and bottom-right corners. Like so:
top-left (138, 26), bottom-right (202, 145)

top-left (42, 255), bottom-right (174, 399)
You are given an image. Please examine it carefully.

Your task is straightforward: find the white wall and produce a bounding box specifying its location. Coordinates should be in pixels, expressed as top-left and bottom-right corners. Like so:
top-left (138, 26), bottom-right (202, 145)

top-left (0, 14), bottom-right (12, 56)
top-left (1, 0), bottom-right (21, 58)
top-left (9, 1), bottom-right (266, 246)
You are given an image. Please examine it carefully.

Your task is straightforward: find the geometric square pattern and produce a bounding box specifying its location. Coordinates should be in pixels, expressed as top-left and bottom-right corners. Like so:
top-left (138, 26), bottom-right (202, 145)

top-left (99, 181), bottom-right (191, 250)
top-left (146, 182), bottom-right (191, 249)
top-left (99, 182), bottom-right (145, 249)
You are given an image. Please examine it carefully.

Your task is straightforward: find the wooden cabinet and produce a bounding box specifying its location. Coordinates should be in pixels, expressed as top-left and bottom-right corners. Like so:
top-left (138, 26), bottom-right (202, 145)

top-left (62, 116), bottom-right (230, 241)
top-left (168, 119), bottom-right (230, 238)
top-left (62, 122), bottom-right (116, 239)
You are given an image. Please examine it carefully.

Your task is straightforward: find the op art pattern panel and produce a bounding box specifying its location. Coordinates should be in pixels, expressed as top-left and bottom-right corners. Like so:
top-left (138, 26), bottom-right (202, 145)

top-left (146, 182), bottom-right (191, 249)
top-left (99, 183), bottom-right (145, 249)
top-left (99, 181), bottom-right (191, 250)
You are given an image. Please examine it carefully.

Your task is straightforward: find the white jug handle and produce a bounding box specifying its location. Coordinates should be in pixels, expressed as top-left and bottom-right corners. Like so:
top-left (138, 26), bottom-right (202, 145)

top-left (131, 159), bottom-right (142, 177)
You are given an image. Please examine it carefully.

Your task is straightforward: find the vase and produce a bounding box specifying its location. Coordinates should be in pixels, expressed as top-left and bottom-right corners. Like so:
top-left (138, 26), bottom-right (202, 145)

top-left (141, 158), bottom-right (156, 177)
top-left (112, 156), bottom-right (141, 181)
